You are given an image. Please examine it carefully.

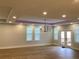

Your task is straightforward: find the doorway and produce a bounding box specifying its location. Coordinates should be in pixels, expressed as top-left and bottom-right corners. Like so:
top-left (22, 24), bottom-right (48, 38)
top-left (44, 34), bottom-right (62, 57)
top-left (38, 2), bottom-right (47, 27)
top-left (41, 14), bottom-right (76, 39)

top-left (60, 31), bottom-right (72, 48)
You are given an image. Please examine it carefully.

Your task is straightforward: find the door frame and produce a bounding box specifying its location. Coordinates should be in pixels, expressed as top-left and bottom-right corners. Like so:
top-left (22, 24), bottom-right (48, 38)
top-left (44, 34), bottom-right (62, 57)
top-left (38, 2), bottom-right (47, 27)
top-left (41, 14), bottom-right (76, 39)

top-left (59, 30), bottom-right (73, 48)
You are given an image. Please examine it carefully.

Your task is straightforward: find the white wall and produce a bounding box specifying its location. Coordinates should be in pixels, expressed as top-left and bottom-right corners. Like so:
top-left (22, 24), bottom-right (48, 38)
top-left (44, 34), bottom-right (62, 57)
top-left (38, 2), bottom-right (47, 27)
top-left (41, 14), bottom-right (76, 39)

top-left (0, 24), bottom-right (53, 49)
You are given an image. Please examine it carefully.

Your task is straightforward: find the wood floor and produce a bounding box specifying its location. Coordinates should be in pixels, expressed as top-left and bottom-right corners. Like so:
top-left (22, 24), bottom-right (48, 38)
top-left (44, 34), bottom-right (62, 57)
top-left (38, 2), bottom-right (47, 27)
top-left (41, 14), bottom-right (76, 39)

top-left (0, 46), bottom-right (79, 59)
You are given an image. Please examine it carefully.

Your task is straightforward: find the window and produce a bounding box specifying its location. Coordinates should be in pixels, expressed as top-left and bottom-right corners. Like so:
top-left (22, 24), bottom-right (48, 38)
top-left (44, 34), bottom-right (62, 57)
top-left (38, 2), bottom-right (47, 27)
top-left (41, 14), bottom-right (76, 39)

top-left (61, 31), bottom-right (65, 43)
top-left (26, 25), bottom-right (33, 41)
top-left (35, 26), bottom-right (40, 40)
top-left (54, 26), bottom-right (60, 40)
top-left (26, 25), bottom-right (40, 41)
top-left (54, 28), bottom-right (59, 40)
top-left (74, 26), bottom-right (79, 43)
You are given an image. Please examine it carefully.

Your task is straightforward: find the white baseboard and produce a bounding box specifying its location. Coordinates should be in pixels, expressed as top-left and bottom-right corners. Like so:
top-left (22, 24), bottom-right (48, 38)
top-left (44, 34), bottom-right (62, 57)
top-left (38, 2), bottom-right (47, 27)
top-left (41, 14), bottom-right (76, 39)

top-left (71, 47), bottom-right (79, 50)
top-left (0, 43), bottom-right (53, 49)
top-left (52, 43), bottom-right (59, 46)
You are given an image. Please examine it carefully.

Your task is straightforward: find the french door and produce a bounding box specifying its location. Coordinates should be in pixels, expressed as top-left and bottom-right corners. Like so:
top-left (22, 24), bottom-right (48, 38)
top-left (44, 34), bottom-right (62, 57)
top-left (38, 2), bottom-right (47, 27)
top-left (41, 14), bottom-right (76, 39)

top-left (60, 31), bottom-right (72, 47)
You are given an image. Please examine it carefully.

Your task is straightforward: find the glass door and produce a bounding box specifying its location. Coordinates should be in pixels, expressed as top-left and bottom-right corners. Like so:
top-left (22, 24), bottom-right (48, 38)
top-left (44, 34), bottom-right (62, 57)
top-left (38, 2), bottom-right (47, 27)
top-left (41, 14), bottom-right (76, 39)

top-left (66, 31), bottom-right (72, 47)
top-left (60, 31), bottom-right (65, 47)
top-left (60, 31), bottom-right (72, 48)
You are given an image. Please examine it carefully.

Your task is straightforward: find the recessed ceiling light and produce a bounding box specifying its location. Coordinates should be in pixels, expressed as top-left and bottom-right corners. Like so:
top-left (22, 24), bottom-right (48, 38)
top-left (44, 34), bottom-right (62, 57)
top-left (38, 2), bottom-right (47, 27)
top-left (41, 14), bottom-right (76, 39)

top-left (13, 16), bottom-right (16, 19)
top-left (77, 18), bottom-right (79, 20)
top-left (43, 11), bottom-right (47, 15)
top-left (72, 0), bottom-right (79, 4)
top-left (62, 14), bottom-right (67, 18)
top-left (70, 23), bottom-right (73, 24)
top-left (19, 23), bottom-right (23, 25)
top-left (9, 21), bottom-right (12, 23)
top-left (74, 0), bottom-right (79, 3)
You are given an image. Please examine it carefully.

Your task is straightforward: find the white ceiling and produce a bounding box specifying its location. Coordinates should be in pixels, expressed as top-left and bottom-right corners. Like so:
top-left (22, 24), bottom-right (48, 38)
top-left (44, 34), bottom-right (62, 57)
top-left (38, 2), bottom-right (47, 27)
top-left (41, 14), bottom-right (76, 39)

top-left (0, 7), bottom-right (11, 19)
top-left (0, 0), bottom-right (79, 23)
